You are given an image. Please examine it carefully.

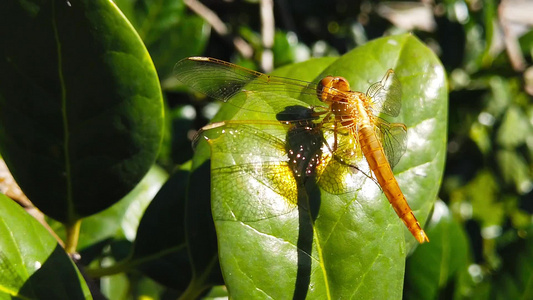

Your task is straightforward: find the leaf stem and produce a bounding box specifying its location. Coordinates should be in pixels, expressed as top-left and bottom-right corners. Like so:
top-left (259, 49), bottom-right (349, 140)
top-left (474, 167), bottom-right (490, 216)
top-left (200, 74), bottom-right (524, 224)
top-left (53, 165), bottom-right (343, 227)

top-left (178, 279), bottom-right (209, 300)
top-left (64, 219), bottom-right (81, 254)
top-left (178, 254), bottom-right (219, 300)
top-left (85, 244), bottom-right (185, 278)
top-left (85, 259), bottom-right (131, 278)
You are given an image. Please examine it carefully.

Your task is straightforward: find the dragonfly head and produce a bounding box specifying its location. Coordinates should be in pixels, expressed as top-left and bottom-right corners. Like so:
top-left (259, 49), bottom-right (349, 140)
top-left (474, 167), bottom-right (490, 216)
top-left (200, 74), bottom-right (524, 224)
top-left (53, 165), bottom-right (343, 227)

top-left (317, 76), bottom-right (351, 104)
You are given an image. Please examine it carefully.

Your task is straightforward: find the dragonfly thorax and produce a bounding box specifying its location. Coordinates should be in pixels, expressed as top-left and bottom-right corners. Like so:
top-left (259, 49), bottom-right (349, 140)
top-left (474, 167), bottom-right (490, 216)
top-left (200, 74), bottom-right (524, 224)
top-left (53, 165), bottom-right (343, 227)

top-left (330, 101), bottom-right (357, 128)
top-left (316, 75), bottom-right (374, 129)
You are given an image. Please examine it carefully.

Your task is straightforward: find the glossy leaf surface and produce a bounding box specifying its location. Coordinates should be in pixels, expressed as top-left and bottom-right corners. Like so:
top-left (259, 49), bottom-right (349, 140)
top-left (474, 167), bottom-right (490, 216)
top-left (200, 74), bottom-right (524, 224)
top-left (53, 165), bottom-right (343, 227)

top-left (404, 200), bottom-right (470, 299)
top-left (0, 194), bottom-right (91, 299)
top-left (190, 34), bottom-right (447, 298)
top-left (0, 0), bottom-right (164, 223)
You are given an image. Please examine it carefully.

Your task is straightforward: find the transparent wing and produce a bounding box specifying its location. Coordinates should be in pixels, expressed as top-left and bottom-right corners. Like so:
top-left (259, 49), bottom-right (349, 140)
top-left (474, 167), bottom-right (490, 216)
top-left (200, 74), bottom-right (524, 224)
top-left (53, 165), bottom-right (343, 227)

top-left (202, 120), bottom-right (371, 218)
top-left (314, 124), bottom-right (372, 194)
top-left (206, 123), bottom-right (298, 221)
top-left (200, 122), bottom-right (289, 157)
top-left (375, 120), bottom-right (407, 168)
top-left (173, 57), bottom-right (326, 114)
top-left (320, 123), bottom-right (365, 167)
top-left (173, 57), bottom-right (311, 100)
top-left (212, 161), bottom-right (299, 221)
top-left (366, 69), bottom-right (402, 117)
top-left (178, 57), bottom-right (406, 196)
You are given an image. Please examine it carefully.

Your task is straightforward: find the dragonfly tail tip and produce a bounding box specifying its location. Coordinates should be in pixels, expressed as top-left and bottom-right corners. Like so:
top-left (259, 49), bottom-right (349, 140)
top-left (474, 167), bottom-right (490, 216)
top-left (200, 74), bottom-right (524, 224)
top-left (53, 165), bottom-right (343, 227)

top-left (417, 230), bottom-right (430, 243)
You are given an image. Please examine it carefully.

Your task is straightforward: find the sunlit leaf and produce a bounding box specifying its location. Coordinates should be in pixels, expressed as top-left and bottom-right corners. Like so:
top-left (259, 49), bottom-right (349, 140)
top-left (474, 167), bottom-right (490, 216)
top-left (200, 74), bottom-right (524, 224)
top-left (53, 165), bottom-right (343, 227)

top-left (497, 105), bottom-right (530, 148)
top-left (496, 150), bottom-right (532, 194)
top-left (191, 34), bottom-right (447, 298)
top-left (0, 194), bottom-right (91, 299)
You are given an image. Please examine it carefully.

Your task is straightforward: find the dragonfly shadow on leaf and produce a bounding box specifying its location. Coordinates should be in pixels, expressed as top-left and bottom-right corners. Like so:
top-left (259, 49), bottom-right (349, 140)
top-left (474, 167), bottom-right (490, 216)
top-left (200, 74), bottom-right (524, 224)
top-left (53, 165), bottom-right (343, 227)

top-left (203, 104), bottom-right (328, 298)
top-left (277, 105), bottom-right (323, 299)
top-left (276, 105), bottom-right (324, 218)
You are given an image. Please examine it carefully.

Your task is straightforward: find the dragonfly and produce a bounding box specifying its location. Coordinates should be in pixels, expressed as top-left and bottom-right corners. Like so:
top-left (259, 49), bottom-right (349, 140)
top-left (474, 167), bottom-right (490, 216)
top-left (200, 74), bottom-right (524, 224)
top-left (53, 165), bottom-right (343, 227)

top-left (173, 57), bottom-right (429, 244)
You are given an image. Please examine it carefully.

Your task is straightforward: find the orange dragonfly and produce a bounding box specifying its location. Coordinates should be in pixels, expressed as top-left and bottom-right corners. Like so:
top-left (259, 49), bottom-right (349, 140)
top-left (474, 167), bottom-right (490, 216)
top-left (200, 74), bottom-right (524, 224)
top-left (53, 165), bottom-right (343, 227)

top-left (174, 57), bottom-right (429, 243)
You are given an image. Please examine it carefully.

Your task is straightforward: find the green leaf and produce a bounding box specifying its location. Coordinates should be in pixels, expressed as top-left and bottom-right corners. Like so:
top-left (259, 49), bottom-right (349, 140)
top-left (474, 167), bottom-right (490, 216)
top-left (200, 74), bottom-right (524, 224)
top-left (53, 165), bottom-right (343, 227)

top-left (100, 271), bottom-right (129, 300)
top-left (84, 167), bottom-right (199, 292)
top-left (101, 272), bottom-right (172, 299)
top-left (130, 169), bottom-right (192, 290)
top-left (272, 30), bottom-right (310, 68)
top-left (194, 34), bottom-right (446, 298)
top-left (49, 165), bottom-right (168, 251)
top-left (0, 194), bottom-right (92, 299)
top-left (180, 153), bottom-right (224, 299)
top-left (0, 0), bottom-right (164, 224)
top-left (452, 170), bottom-right (504, 228)
top-left (113, 0), bottom-right (185, 43)
top-left (496, 149), bottom-right (532, 194)
top-left (149, 14), bottom-right (208, 80)
top-left (497, 105), bottom-right (531, 148)
top-left (404, 200), bottom-right (470, 300)
top-left (485, 226), bottom-right (533, 299)
top-left (114, 0), bottom-right (209, 79)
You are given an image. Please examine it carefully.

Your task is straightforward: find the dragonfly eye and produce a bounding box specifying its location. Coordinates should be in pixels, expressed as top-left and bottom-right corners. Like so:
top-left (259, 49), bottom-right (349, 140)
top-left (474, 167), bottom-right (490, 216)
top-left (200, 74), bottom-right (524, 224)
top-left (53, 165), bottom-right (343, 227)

top-left (317, 76), bottom-right (351, 103)
top-left (317, 76), bottom-right (335, 102)
top-left (333, 76), bottom-right (351, 92)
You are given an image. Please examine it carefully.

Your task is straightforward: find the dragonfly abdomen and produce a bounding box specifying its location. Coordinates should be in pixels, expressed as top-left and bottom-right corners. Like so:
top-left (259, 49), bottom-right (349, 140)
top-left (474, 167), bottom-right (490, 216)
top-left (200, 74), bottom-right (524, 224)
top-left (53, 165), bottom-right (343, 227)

top-left (358, 126), bottom-right (429, 243)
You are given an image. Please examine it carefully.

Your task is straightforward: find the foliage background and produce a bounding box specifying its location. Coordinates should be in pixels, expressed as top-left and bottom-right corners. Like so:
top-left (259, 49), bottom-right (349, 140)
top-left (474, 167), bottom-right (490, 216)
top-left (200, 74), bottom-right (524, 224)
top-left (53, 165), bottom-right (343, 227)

top-left (1, 0), bottom-right (533, 299)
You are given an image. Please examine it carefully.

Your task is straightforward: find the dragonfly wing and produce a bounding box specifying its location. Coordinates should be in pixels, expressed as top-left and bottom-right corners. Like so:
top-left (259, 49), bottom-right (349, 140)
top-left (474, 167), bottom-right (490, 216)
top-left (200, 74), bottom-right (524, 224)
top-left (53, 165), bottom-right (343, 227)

top-left (315, 155), bottom-right (369, 195)
top-left (375, 120), bottom-right (407, 169)
top-left (174, 57), bottom-right (321, 110)
top-left (315, 127), bottom-right (370, 194)
top-left (205, 123), bottom-right (299, 221)
top-left (367, 69), bottom-right (402, 117)
top-left (212, 161), bottom-right (299, 221)
top-left (204, 121), bottom-right (337, 221)
top-left (174, 57), bottom-right (262, 102)
top-left (199, 122), bottom-right (289, 156)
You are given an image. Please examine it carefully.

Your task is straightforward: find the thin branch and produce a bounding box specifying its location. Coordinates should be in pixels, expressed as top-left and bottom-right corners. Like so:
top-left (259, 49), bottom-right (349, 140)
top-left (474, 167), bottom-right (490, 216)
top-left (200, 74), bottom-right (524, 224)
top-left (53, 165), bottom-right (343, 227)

top-left (260, 0), bottom-right (275, 72)
top-left (184, 0), bottom-right (253, 58)
top-left (498, 0), bottom-right (528, 71)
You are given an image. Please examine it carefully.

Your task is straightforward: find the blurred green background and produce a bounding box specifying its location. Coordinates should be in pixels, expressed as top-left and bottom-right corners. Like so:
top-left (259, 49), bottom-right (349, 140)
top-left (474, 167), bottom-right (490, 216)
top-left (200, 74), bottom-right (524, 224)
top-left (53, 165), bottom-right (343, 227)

top-left (126, 0), bottom-right (532, 298)
top-left (2, 0), bottom-right (532, 299)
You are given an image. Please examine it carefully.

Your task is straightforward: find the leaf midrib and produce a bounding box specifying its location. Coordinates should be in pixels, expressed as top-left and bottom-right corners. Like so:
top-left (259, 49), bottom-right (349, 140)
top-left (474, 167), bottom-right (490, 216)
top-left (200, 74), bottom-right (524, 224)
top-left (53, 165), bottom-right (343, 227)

top-left (52, 1), bottom-right (74, 222)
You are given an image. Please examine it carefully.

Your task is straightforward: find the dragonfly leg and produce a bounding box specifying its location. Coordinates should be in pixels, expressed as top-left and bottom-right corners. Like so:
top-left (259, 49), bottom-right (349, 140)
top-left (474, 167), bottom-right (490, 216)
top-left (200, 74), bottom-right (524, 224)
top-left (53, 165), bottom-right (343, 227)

top-left (333, 120), bottom-right (338, 152)
top-left (316, 111), bottom-right (332, 130)
top-left (310, 105), bottom-right (330, 117)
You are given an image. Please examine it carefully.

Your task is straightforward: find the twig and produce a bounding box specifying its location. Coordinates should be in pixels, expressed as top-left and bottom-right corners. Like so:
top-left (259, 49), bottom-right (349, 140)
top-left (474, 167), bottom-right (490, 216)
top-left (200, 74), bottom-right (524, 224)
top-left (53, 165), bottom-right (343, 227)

top-left (260, 0), bottom-right (275, 72)
top-left (184, 0), bottom-right (253, 59)
top-left (498, 0), bottom-right (529, 71)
